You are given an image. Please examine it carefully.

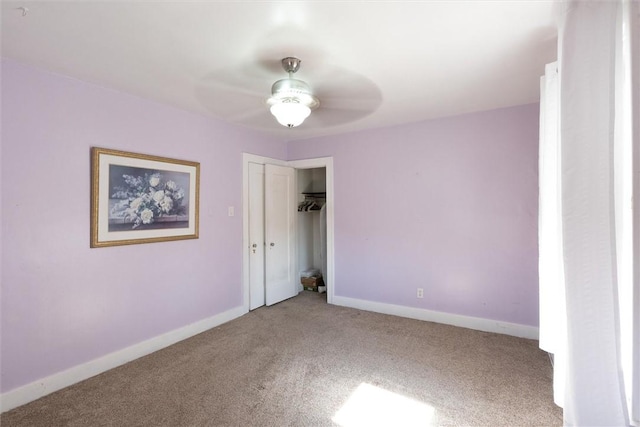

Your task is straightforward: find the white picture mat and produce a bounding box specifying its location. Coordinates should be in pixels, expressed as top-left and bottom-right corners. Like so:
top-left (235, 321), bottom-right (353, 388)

top-left (97, 153), bottom-right (197, 243)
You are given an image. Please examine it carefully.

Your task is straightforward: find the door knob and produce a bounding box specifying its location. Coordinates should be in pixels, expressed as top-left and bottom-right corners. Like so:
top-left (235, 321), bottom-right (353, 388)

top-left (270, 242), bottom-right (275, 247)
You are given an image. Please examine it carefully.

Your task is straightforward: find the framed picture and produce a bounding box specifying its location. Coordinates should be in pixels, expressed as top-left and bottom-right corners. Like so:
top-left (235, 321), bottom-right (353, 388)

top-left (91, 147), bottom-right (200, 248)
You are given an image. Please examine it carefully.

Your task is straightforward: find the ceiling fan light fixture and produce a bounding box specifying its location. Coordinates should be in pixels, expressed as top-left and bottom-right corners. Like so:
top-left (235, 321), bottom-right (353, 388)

top-left (270, 100), bottom-right (311, 128)
top-left (267, 57), bottom-right (319, 128)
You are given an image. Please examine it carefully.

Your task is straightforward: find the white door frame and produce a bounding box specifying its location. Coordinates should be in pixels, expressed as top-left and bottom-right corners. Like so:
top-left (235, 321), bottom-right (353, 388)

top-left (242, 153), bottom-right (335, 311)
top-left (288, 157), bottom-right (335, 305)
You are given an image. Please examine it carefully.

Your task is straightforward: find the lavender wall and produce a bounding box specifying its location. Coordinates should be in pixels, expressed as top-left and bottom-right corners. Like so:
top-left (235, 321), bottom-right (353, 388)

top-left (289, 104), bottom-right (540, 326)
top-left (0, 59), bottom-right (286, 393)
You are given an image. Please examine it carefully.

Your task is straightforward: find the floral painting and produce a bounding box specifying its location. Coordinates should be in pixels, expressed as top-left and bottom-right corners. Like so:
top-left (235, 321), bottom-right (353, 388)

top-left (91, 147), bottom-right (199, 247)
top-left (108, 165), bottom-right (190, 231)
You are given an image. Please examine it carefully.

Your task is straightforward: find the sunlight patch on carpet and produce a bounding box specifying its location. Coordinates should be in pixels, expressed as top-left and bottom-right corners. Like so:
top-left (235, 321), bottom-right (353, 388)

top-left (332, 382), bottom-right (436, 427)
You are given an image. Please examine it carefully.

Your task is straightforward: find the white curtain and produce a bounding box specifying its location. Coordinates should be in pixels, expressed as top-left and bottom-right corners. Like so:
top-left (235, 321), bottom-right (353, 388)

top-left (538, 61), bottom-right (567, 408)
top-left (538, 0), bottom-right (637, 425)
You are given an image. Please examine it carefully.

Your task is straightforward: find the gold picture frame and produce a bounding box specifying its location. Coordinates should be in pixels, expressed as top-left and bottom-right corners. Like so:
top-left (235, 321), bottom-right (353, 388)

top-left (91, 147), bottom-right (200, 248)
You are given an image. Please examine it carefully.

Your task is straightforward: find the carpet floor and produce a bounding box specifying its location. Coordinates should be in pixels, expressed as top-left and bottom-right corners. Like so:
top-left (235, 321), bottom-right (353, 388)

top-left (2, 291), bottom-right (563, 426)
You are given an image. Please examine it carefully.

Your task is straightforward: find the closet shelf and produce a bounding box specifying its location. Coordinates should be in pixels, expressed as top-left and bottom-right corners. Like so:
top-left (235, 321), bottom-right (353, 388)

top-left (301, 192), bottom-right (326, 197)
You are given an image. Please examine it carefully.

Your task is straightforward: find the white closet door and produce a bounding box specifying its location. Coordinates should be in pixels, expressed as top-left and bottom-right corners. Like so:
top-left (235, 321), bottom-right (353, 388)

top-left (248, 162), bottom-right (265, 310)
top-left (265, 164), bottom-right (297, 305)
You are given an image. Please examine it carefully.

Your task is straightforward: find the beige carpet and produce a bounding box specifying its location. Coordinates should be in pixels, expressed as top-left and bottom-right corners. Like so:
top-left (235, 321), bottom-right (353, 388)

top-left (2, 291), bottom-right (562, 426)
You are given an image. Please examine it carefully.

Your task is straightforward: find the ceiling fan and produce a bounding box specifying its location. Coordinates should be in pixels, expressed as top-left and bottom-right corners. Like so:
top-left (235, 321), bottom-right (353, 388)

top-left (266, 57), bottom-right (320, 128)
top-left (196, 51), bottom-right (382, 132)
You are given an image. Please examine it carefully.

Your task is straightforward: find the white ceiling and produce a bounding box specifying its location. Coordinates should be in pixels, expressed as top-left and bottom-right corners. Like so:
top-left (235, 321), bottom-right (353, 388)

top-left (1, 1), bottom-right (558, 141)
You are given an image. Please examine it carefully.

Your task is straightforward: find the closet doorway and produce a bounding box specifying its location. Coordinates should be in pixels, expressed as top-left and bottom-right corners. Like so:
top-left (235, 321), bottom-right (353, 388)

top-left (242, 154), bottom-right (335, 312)
top-left (296, 167), bottom-right (328, 295)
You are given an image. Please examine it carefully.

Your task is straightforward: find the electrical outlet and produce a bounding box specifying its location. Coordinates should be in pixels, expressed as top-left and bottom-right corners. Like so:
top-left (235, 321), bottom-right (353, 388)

top-left (417, 288), bottom-right (424, 298)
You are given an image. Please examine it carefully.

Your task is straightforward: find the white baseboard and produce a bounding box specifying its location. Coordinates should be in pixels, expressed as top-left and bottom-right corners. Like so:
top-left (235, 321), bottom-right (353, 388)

top-left (332, 296), bottom-right (539, 340)
top-left (1, 305), bottom-right (247, 413)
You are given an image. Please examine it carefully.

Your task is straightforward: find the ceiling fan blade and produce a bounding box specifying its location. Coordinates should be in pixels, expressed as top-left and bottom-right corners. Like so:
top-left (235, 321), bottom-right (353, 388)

top-left (195, 66), bottom-right (270, 119)
top-left (232, 109), bottom-right (275, 128)
top-left (318, 96), bottom-right (383, 112)
top-left (306, 107), bottom-right (378, 127)
top-left (306, 69), bottom-right (383, 126)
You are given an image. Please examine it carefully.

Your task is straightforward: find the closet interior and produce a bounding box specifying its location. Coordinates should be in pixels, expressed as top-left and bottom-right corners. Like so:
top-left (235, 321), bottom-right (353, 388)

top-left (297, 167), bottom-right (327, 293)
